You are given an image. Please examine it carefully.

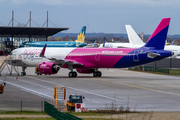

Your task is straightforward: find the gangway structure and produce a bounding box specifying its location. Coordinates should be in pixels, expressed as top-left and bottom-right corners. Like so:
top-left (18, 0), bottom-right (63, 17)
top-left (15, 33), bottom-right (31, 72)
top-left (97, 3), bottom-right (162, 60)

top-left (51, 86), bottom-right (66, 112)
top-left (0, 55), bottom-right (21, 76)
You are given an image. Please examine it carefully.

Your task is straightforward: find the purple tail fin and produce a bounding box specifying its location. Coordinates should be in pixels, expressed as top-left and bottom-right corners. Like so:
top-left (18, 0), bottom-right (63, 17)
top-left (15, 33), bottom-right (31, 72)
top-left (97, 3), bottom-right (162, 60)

top-left (144, 18), bottom-right (171, 49)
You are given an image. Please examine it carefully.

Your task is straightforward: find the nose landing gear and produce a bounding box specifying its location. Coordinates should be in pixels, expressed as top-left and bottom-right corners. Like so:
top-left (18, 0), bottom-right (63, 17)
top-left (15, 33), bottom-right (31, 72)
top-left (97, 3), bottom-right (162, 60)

top-left (21, 67), bottom-right (27, 76)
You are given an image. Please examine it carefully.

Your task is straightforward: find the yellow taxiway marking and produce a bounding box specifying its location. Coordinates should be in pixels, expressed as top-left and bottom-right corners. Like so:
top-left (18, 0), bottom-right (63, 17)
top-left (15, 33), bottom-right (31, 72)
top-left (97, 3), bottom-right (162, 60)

top-left (91, 78), bottom-right (180, 97)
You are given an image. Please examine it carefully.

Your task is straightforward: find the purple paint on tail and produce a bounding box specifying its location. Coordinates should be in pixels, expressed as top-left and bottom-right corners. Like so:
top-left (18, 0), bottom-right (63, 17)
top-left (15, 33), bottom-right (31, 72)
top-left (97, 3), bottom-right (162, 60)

top-left (147, 18), bottom-right (170, 42)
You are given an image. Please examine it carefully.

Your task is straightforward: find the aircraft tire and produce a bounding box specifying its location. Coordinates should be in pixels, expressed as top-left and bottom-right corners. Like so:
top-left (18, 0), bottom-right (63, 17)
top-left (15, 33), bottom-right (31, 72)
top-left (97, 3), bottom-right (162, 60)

top-left (69, 72), bottom-right (73, 77)
top-left (73, 72), bottom-right (77, 77)
top-left (97, 71), bottom-right (102, 77)
top-left (93, 72), bottom-right (98, 77)
top-left (21, 72), bottom-right (26, 76)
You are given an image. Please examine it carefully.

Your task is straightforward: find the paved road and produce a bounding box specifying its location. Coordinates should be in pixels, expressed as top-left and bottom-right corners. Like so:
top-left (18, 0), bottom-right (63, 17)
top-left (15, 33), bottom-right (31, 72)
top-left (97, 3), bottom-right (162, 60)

top-left (1, 66), bottom-right (180, 111)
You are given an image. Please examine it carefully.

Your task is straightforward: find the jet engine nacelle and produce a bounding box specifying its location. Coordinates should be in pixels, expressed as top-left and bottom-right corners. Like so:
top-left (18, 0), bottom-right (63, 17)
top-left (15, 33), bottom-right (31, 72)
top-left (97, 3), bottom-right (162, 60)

top-left (76, 69), bottom-right (95, 74)
top-left (38, 61), bottom-right (60, 74)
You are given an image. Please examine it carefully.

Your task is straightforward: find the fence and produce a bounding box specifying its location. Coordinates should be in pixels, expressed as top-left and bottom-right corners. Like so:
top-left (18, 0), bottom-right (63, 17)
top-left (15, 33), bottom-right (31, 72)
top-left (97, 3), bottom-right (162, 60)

top-left (144, 58), bottom-right (180, 69)
top-left (129, 66), bottom-right (169, 74)
top-left (44, 101), bottom-right (83, 120)
top-left (0, 100), bottom-right (44, 111)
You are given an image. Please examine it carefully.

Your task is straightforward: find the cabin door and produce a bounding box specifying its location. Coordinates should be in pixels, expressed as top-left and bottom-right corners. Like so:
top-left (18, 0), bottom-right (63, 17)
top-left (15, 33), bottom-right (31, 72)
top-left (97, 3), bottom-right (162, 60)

top-left (133, 50), bottom-right (139, 61)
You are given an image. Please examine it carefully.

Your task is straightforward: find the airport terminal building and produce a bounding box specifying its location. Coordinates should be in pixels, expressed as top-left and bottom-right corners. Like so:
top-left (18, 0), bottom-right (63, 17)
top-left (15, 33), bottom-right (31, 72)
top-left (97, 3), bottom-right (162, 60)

top-left (0, 11), bottom-right (68, 55)
top-left (0, 27), bottom-right (68, 55)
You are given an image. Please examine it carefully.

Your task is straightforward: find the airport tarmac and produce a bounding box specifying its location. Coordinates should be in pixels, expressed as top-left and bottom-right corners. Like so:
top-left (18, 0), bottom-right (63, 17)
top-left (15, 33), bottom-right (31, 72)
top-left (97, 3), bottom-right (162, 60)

top-left (1, 66), bottom-right (180, 111)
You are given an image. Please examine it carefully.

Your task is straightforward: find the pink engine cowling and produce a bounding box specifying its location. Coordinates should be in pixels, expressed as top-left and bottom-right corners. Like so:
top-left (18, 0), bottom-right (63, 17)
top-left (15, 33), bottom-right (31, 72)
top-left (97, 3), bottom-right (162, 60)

top-left (76, 69), bottom-right (95, 74)
top-left (38, 61), bottom-right (60, 74)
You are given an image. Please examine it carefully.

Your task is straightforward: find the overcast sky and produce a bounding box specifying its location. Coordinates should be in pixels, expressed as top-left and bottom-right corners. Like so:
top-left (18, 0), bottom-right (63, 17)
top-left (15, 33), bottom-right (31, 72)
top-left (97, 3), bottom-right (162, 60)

top-left (0, 0), bottom-right (179, 35)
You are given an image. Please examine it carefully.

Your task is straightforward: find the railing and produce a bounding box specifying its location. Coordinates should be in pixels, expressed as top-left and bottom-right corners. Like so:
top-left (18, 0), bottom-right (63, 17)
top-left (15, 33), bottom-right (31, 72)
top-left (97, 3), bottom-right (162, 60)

top-left (44, 101), bottom-right (83, 120)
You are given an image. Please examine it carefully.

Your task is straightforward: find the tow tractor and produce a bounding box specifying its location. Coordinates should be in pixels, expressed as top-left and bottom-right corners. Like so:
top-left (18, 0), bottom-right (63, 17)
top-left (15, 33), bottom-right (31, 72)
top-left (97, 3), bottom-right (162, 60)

top-left (35, 67), bottom-right (42, 75)
top-left (66, 94), bottom-right (85, 111)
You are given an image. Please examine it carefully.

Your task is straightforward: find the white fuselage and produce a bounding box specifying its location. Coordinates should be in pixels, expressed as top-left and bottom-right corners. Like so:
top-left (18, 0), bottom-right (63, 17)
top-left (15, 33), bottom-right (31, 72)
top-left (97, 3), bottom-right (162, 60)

top-left (99, 43), bottom-right (142, 48)
top-left (8, 47), bottom-right (75, 67)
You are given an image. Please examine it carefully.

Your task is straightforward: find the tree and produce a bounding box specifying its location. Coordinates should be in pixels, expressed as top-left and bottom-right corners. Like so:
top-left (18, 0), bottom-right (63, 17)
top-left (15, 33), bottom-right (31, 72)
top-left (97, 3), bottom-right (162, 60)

top-left (54, 37), bottom-right (62, 41)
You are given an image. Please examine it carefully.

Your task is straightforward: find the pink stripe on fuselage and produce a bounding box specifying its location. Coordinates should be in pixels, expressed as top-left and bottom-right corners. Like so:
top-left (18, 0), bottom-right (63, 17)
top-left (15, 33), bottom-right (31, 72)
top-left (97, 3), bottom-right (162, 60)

top-left (147, 18), bottom-right (170, 42)
top-left (63, 48), bottom-right (136, 68)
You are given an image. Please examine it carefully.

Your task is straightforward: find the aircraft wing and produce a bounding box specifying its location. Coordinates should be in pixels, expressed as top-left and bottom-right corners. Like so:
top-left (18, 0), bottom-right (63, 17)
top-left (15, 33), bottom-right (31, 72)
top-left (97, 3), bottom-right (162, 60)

top-left (46, 56), bottom-right (83, 66)
top-left (40, 44), bottom-right (83, 66)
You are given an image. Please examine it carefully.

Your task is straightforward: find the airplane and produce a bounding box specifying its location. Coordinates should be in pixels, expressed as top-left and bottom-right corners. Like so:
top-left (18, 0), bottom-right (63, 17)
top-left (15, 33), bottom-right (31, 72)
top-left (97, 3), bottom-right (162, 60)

top-left (98, 25), bottom-right (144, 48)
top-left (99, 24), bottom-right (180, 58)
top-left (7, 18), bottom-right (173, 77)
top-left (84, 40), bottom-right (99, 48)
top-left (19, 26), bottom-right (87, 48)
top-left (125, 25), bottom-right (180, 58)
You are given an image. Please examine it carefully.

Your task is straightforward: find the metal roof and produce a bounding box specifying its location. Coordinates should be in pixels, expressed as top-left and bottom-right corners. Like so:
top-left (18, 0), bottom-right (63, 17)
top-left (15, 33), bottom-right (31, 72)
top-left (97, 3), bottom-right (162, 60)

top-left (0, 26), bottom-right (69, 37)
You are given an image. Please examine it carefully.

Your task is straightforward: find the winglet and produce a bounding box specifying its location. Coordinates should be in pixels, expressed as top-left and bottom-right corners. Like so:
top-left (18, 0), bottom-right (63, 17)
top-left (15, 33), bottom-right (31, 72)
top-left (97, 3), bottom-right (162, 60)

top-left (40, 44), bottom-right (47, 57)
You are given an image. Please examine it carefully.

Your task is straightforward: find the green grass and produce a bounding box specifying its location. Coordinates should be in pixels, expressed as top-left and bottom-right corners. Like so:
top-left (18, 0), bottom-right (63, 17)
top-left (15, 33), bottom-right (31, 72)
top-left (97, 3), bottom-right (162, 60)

top-left (71, 112), bottom-right (111, 116)
top-left (0, 110), bottom-right (136, 120)
top-left (0, 118), bottom-right (117, 120)
top-left (71, 111), bottom-right (137, 116)
top-left (0, 118), bottom-right (55, 120)
top-left (169, 69), bottom-right (180, 75)
top-left (146, 69), bottom-right (180, 75)
top-left (83, 118), bottom-right (121, 120)
top-left (0, 111), bottom-right (46, 115)
top-left (128, 68), bottom-right (180, 75)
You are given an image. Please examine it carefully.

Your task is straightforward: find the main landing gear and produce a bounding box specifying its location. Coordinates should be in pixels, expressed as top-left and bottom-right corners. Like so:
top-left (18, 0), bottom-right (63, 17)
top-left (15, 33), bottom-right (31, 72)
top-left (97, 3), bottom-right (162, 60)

top-left (21, 67), bottom-right (26, 76)
top-left (93, 71), bottom-right (102, 77)
top-left (68, 65), bottom-right (77, 78)
top-left (68, 71), bottom-right (77, 77)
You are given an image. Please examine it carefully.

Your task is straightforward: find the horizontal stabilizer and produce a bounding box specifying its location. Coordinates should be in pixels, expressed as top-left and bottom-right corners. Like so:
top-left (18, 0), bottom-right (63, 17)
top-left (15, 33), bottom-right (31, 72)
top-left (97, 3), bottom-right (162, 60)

top-left (146, 52), bottom-right (160, 58)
